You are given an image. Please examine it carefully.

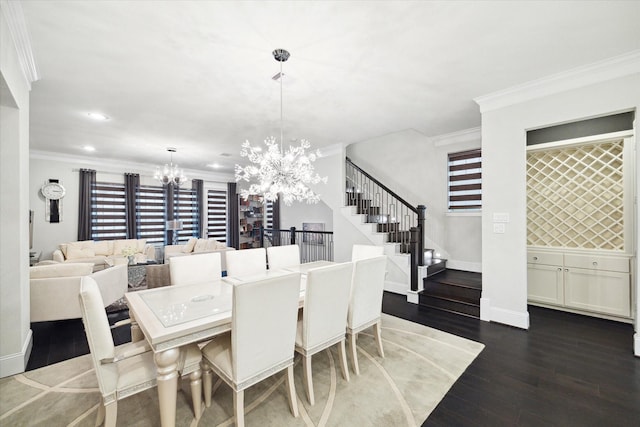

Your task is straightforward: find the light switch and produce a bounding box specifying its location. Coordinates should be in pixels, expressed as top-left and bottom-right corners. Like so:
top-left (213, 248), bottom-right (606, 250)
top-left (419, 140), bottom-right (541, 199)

top-left (493, 223), bottom-right (506, 233)
top-left (493, 213), bottom-right (510, 223)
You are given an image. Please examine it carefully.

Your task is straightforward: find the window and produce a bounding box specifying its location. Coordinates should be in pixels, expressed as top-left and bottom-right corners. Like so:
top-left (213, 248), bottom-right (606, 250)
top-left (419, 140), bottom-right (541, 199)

top-left (207, 189), bottom-right (227, 244)
top-left (174, 187), bottom-right (199, 244)
top-left (91, 182), bottom-right (127, 240)
top-left (265, 201), bottom-right (274, 229)
top-left (448, 149), bottom-right (482, 211)
top-left (137, 184), bottom-right (166, 246)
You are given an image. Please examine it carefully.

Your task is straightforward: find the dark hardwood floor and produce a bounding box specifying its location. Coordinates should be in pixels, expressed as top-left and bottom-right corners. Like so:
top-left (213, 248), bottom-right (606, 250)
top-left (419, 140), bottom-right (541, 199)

top-left (27, 293), bottom-right (640, 426)
top-left (383, 292), bottom-right (640, 427)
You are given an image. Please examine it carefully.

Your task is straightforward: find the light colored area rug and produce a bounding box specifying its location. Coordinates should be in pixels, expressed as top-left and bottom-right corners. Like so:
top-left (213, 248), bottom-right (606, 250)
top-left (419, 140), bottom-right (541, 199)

top-left (0, 314), bottom-right (483, 426)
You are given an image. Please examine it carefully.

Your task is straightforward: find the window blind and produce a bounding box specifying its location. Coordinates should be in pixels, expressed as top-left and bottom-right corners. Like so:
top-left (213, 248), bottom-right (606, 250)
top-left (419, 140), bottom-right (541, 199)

top-left (207, 189), bottom-right (228, 244)
top-left (448, 149), bottom-right (482, 211)
top-left (91, 182), bottom-right (127, 240)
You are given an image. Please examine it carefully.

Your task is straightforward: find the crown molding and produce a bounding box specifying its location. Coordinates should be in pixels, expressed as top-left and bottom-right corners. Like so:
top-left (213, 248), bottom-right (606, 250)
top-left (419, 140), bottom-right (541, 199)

top-left (29, 150), bottom-right (234, 183)
top-left (318, 142), bottom-right (344, 157)
top-left (474, 50), bottom-right (640, 113)
top-left (431, 127), bottom-right (481, 147)
top-left (1, 0), bottom-right (39, 88)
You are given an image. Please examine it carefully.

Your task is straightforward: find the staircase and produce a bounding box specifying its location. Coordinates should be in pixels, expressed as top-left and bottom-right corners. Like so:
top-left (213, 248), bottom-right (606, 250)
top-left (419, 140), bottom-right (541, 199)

top-left (419, 269), bottom-right (482, 318)
top-left (342, 188), bottom-right (447, 294)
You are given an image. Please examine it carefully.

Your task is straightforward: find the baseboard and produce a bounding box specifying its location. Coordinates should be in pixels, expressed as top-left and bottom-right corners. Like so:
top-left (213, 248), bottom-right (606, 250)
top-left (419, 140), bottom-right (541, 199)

top-left (480, 297), bottom-right (529, 329)
top-left (446, 260), bottom-right (482, 273)
top-left (406, 290), bottom-right (419, 304)
top-left (0, 329), bottom-right (32, 378)
top-left (634, 333), bottom-right (640, 357)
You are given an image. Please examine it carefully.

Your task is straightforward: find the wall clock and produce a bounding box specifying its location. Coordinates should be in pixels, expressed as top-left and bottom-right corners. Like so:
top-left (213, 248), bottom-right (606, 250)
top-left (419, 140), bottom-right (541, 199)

top-left (41, 180), bottom-right (65, 222)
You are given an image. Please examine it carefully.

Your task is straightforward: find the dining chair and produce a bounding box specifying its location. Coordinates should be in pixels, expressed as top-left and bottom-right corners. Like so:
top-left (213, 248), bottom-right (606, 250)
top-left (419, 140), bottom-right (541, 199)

top-left (225, 247), bottom-right (267, 277)
top-left (201, 272), bottom-right (301, 427)
top-left (347, 255), bottom-right (387, 375)
top-left (351, 244), bottom-right (384, 261)
top-left (266, 244), bottom-right (300, 270)
top-left (79, 277), bottom-right (204, 425)
top-left (295, 262), bottom-right (353, 405)
top-left (170, 252), bottom-right (222, 286)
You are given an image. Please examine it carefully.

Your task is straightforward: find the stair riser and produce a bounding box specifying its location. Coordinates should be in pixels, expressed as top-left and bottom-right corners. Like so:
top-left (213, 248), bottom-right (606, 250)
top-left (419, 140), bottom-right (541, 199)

top-left (418, 295), bottom-right (480, 318)
top-left (426, 262), bottom-right (446, 276)
top-left (423, 281), bottom-right (481, 304)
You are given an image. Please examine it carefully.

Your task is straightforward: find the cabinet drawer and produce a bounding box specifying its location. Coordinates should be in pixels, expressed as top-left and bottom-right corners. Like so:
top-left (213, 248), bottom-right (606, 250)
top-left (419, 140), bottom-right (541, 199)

top-left (527, 251), bottom-right (563, 265)
top-left (564, 254), bottom-right (629, 273)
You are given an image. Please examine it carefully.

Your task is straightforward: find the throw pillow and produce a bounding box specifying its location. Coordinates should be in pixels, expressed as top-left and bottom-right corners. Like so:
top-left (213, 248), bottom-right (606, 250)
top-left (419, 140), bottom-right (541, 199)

top-left (182, 237), bottom-right (197, 253)
top-left (205, 239), bottom-right (218, 251)
top-left (193, 238), bottom-right (208, 253)
top-left (94, 240), bottom-right (113, 256)
top-left (66, 241), bottom-right (95, 259)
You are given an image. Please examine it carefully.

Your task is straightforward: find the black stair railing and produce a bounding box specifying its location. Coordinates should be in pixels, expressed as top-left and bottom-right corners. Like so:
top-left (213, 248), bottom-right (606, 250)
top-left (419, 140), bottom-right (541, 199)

top-left (346, 157), bottom-right (426, 290)
top-left (261, 227), bottom-right (334, 263)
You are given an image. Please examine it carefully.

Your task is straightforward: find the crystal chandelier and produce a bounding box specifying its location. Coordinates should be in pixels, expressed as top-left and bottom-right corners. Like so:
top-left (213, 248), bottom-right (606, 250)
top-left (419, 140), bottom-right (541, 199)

top-left (154, 147), bottom-right (187, 186)
top-left (234, 49), bottom-right (327, 206)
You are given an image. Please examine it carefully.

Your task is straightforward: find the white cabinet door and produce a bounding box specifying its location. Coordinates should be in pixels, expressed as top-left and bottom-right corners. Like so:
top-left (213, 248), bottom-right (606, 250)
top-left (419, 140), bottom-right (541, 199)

top-left (564, 268), bottom-right (631, 317)
top-left (527, 263), bottom-right (564, 305)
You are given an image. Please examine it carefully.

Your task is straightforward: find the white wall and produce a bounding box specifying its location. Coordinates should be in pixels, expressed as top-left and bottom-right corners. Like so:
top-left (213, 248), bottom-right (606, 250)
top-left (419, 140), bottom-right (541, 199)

top-left (346, 128), bottom-right (482, 270)
top-left (29, 154), bottom-right (233, 261)
top-left (479, 72), bottom-right (640, 339)
top-left (0, 5), bottom-right (32, 377)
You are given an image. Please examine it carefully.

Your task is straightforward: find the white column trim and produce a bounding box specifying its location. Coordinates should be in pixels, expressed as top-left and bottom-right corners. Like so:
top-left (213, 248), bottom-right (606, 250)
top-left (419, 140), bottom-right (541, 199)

top-left (0, 0), bottom-right (39, 87)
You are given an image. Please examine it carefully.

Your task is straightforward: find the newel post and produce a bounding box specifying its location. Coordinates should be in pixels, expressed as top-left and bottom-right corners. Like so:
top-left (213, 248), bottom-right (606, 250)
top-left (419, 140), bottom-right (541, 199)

top-left (416, 205), bottom-right (426, 266)
top-left (410, 227), bottom-right (420, 292)
top-left (290, 226), bottom-right (296, 245)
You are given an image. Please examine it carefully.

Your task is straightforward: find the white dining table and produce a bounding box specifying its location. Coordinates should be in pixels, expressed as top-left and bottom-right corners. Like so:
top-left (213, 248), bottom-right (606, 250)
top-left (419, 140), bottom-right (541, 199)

top-left (125, 260), bottom-right (335, 427)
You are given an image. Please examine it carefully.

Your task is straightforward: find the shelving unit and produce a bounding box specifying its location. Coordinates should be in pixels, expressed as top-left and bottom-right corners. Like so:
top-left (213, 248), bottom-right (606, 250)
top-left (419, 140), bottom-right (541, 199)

top-left (239, 195), bottom-right (264, 249)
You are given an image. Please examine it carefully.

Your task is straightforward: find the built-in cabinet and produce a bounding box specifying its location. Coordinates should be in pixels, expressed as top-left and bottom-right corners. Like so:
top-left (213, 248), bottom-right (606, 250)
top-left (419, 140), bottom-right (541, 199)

top-left (239, 195), bottom-right (264, 249)
top-left (527, 249), bottom-right (631, 319)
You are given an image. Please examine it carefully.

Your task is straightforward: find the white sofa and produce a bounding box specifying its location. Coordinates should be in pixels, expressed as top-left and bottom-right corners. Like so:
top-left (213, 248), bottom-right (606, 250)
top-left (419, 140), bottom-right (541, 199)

top-left (52, 239), bottom-right (156, 269)
top-left (164, 237), bottom-right (235, 271)
top-left (30, 263), bottom-right (128, 323)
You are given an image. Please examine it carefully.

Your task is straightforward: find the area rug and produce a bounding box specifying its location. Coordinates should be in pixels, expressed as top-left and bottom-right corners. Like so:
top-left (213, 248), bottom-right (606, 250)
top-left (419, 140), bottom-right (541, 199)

top-left (0, 314), bottom-right (484, 426)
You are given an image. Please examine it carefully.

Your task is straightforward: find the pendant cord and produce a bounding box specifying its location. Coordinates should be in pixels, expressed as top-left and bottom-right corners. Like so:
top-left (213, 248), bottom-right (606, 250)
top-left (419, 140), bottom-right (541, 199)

top-left (280, 58), bottom-right (284, 156)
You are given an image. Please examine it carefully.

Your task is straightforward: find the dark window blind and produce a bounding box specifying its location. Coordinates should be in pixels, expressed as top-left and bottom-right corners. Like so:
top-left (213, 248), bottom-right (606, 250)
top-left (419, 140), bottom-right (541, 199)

top-left (207, 189), bottom-right (227, 244)
top-left (137, 184), bottom-right (165, 246)
top-left (448, 149), bottom-right (482, 211)
top-left (91, 182), bottom-right (126, 240)
top-left (174, 188), bottom-right (199, 244)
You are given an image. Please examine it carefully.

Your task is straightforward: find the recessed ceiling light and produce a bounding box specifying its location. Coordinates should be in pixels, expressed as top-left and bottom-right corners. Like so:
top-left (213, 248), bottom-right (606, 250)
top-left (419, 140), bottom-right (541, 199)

top-left (207, 163), bottom-right (221, 169)
top-left (83, 145), bottom-right (96, 152)
top-left (87, 112), bottom-right (109, 121)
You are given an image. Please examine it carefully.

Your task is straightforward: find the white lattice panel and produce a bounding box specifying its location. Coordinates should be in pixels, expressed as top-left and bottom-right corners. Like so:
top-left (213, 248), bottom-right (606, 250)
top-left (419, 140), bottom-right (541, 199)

top-left (527, 140), bottom-right (624, 251)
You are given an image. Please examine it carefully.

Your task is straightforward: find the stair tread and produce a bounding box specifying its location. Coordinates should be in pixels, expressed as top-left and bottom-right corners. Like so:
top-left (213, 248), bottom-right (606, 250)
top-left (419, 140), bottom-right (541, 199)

top-left (418, 304), bottom-right (480, 319)
top-left (424, 269), bottom-right (482, 290)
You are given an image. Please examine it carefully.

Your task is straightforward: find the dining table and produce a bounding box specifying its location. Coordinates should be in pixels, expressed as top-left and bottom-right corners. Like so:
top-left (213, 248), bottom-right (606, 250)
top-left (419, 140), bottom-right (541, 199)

top-left (125, 260), bottom-right (335, 427)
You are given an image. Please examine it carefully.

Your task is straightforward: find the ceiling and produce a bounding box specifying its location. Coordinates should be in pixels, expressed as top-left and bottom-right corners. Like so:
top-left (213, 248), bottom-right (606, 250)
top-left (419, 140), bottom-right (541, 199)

top-left (19, 1), bottom-right (640, 174)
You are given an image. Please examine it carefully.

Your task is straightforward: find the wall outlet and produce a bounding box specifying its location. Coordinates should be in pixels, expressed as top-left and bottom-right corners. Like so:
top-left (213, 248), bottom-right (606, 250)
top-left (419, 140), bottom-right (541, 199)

top-left (493, 223), bottom-right (506, 234)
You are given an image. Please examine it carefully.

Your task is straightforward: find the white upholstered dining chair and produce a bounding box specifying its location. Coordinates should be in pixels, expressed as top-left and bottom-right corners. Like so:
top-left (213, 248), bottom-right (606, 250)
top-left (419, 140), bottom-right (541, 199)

top-left (225, 247), bottom-right (267, 277)
top-left (79, 277), bottom-right (204, 426)
top-left (295, 262), bottom-right (353, 405)
top-left (351, 244), bottom-right (384, 261)
top-left (201, 272), bottom-right (301, 427)
top-left (169, 252), bottom-right (222, 286)
top-left (347, 255), bottom-right (387, 375)
top-left (266, 244), bottom-right (300, 270)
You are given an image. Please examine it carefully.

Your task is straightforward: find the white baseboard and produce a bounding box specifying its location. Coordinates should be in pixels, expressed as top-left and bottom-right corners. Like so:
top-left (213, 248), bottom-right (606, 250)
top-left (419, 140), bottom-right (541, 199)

top-left (480, 297), bottom-right (529, 329)
top-left (406, 290), bottom-right (419, 304)
top-left (634, 333), bottom-right (640, 357)
top-left (0, 329), bottom-right (32, 378)
top-left (446, 260), bottom-right (482, 273)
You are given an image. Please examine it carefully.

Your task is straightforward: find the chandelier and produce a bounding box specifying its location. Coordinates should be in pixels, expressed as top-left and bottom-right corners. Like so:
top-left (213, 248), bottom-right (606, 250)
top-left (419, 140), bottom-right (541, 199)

top-left (234, 49), bottom-right (327, 206)
top-left (154, 147), bottom-right (187, 186)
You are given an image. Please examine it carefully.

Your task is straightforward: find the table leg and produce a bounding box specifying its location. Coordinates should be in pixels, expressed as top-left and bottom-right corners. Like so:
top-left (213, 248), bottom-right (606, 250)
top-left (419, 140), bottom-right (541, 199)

top-left (155, 348), bottom-right (180, 427)
top-left (129, 311), bottom-right (144, 342)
